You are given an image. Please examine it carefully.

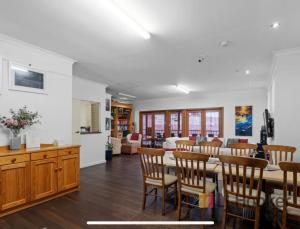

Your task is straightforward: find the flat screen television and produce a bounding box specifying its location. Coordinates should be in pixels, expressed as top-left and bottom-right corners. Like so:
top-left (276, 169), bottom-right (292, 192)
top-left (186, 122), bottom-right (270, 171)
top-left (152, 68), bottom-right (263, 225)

top-left (263, 109), bottom-right (274, 138)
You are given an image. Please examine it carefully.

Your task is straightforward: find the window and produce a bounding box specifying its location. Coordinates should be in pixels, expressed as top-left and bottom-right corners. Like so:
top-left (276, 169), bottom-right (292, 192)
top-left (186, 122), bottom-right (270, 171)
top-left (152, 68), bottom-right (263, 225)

top-left (170, 112), bottom-right (182, 137)
top-left (139, 107), bottom-right (223, 139)
top-left (9, 63), bottom-right (47, 94)
top-left (142, 113), bottom-right (152, 139)
top-left (205, 111), bottom-right (220, 137)
top-left (188, 112), bottom-right (201, 136)
top-left (154, 113), bottom-right (165, 138)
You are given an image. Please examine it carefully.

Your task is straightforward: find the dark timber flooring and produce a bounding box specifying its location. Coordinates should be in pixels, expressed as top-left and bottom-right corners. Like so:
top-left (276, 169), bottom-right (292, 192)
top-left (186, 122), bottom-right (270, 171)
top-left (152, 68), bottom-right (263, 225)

top-left (0, 154), bottom-right (293, 229)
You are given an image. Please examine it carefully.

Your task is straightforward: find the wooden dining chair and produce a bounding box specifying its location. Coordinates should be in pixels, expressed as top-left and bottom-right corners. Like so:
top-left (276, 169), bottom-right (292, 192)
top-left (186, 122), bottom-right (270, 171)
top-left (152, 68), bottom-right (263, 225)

top-left (175, 140), bottom-right (194, 152)
top-left (138, 147), bottom-right (177, 215)
top-left (272, 161), bottom-right (300, 228)
top-left (229, 143), bottom-right (257, 157)
top-left (200, 141), bottom-right (220, 157)
top-left (174, 151), bottom-right (216, 220)
top-left (263, 145), bottom-right (296, 165)
top-left (219, 155), bottom-right (268, 229)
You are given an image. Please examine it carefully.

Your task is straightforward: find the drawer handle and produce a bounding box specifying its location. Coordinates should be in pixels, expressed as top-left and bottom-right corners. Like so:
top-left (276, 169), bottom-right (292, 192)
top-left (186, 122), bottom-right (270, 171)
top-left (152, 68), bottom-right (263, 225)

top-left (59, 167), bottom-right (63, 171)
top-left (11, 158), bottom-right (17, 163)
top-left (43, 154), bottom-right (47, 159)
top-left (68, 151), bottom-right (72, 154)
top-left (54, 168), bottom-right (58, 172)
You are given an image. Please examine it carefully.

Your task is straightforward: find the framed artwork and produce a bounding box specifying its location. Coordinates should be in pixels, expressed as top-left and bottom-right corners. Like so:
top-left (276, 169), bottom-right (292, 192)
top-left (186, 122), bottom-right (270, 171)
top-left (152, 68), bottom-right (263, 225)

top-left (235, 106), bottom-right (253, 136)
top-left (0, 57), bottom-right (3, 94)
top-left (9, 62), bottom-right (47, 94)
top-left (105, 118), bottom-right (111, 130)
top-left (105, 99), bottom-right (110, 111)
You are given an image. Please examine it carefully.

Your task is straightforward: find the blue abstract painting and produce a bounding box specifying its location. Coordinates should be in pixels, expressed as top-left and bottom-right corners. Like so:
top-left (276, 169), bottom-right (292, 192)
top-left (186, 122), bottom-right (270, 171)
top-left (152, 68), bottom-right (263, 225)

top-left (235, 106), bottom-right (253, 136)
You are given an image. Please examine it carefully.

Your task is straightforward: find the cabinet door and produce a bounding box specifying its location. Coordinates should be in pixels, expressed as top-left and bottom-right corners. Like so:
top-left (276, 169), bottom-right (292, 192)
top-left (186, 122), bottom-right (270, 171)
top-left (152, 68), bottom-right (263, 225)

top-left (0, 162), bottom-right (30, 210)
top-left (58, 154), bottom-right (79, 192)
top-left (31, 158), bottom-right (57, 201)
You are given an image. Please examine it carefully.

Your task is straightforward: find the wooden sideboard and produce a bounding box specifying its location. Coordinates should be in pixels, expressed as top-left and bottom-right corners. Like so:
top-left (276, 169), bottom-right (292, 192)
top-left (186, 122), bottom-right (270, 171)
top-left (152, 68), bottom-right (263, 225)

top-left (0, 144), bottom-right (80, 216)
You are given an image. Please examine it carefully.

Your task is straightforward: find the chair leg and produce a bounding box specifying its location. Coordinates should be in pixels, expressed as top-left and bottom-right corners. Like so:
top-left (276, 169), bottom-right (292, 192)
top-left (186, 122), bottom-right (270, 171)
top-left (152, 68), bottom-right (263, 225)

top-left (162, 187), bottom-right (166, 216)
top-left (174, 183), bottom-right (177, 207)
top-left (177, 191), bottom-right (182, 220)
top-left (254, 207), bottom-right (261, 229)
top-left (273, 207), bottom-right (278, 228)
top-left (222, 212), bottom-right (227, 229)
top-left (142, 183), bottom-right (147, 210)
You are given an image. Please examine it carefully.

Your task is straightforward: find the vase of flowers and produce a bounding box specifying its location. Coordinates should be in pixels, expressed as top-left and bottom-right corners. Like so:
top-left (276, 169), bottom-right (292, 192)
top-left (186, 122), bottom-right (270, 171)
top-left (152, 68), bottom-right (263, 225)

top-left (0, 106), bottom-right (40, 150)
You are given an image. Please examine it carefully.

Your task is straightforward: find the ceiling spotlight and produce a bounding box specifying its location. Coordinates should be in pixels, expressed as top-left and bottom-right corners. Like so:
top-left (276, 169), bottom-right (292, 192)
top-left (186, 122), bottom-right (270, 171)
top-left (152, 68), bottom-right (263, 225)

top-left (270, 22), bottom-right (280, 29)
top-left (220, 40), bottom-right (230, 47)
top-left (176, 85), bottom-right (190, 94)
top-left (245, 70), bottom-right (250, 75)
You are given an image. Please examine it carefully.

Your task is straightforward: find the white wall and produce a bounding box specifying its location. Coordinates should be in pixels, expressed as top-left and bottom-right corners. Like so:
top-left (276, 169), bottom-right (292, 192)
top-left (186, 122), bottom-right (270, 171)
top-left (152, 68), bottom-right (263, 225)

top-left (134, 89), bottom-right (267, 143)
top-left (0, 34), bottom-right (74, 145)
top-left (269, 48), bottom-right (300, 161)
top-left (72, 76), bottom-right (109, 168)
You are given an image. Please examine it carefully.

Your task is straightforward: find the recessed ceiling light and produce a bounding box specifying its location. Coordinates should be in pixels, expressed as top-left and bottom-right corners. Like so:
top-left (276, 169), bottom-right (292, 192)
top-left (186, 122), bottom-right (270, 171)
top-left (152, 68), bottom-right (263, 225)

top-left (118, 92), bottom-right (136, 99)
top-left (270, 22), bottom-right (280, 29)
top-left (245, 70), bottom-right (250, 75)
top-left (176, 85), bottom-right (190, 94)
top-left (104, 1), bottom-right (151, 40)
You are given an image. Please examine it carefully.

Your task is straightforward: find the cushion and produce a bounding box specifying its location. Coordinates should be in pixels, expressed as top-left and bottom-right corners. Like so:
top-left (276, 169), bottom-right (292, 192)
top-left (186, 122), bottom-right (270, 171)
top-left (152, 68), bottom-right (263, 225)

top-left (271, 193), bottom-right (300, 216)
top-left (226, 138), bottom-right (239, 148)
top-left (239, 138), bottom-right (248, 143)
top-left (222, 184), bottom-right (266, 206)
top-left (130, 133), bottom-right (139, 141)
top-left (212, 137), bottom-right (223, 147)
top-left (181, 178), bottom-right (216, 194)
top-left (145, 173), bottom-right (177, 186)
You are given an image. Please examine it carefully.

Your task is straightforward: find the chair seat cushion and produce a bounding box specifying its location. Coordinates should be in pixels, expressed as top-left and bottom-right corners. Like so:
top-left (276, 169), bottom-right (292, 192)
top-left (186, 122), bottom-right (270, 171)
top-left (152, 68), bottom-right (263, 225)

top-left (222, 184), bottom-right (266, 206)
top-left (146, 173), bottom-right (177, 186)
top-left (181, 179), bottom-right (216, 194)
top-left (271, 193), bottom-right (300, 216)
top-left (130, 133), bottom-right (139, 140)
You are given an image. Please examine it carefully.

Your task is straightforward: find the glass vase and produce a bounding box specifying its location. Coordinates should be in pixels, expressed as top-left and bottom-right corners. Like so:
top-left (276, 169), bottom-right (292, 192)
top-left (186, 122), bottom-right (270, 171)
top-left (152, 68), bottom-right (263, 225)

top-left (10, 134), bottom-right (21, 150)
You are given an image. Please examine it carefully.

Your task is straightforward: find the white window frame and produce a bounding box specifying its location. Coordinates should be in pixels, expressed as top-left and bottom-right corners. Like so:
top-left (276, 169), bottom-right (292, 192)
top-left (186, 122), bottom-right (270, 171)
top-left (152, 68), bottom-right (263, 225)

top-left (9, 62), bottom-right (47, 94)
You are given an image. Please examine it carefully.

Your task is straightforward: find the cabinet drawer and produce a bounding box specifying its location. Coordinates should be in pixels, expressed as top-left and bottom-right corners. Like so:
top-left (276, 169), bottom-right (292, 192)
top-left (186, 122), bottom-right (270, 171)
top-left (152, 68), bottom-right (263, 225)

top-left (31, 150), bottom-right (57, 161)
top-left (58, 148), bottom-right (79, 156)
top-left (0, 154), bottom-right (30, 166)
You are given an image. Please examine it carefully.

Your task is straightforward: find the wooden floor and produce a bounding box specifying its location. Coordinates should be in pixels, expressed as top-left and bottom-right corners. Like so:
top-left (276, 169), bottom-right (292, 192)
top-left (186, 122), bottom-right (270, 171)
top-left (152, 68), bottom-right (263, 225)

top-left (0, 154), bottom-right (294, 229)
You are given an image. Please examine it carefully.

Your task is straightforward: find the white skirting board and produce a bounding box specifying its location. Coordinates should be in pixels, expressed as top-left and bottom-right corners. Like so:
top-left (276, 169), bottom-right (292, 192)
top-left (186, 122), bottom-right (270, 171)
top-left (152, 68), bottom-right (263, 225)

top-left (80, 160), bottom-right (106, 169)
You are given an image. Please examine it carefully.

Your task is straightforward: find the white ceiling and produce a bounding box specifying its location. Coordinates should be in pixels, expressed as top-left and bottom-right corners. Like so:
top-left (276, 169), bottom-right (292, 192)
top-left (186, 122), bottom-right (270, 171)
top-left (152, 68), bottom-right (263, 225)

top-left (0, 0), bottom-right (300, 100)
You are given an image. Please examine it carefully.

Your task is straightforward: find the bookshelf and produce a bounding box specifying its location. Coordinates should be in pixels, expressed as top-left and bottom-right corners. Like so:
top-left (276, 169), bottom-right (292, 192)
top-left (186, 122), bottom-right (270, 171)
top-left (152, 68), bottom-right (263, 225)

top-left (111, 100), bottom-right (133, 138)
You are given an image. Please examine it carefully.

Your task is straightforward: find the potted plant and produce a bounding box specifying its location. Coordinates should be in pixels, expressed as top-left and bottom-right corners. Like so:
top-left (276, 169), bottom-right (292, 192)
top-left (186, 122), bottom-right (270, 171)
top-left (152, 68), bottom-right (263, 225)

top-left (0, 106), bottom-right (40, 150)
top-left (105, 136), bottom-right (113, 161)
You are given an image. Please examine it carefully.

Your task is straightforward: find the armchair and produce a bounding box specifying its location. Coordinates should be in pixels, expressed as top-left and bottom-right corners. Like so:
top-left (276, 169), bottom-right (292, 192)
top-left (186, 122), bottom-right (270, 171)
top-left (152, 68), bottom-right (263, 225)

top-left (126, 133), bottom-right (142, 147)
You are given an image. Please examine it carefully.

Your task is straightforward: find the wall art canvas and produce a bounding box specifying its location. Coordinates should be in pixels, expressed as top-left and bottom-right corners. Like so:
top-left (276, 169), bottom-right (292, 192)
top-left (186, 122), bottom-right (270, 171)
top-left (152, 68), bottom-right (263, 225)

top-left (235, 106), bottom-right (253, 136)
top-left (105, 117), bottom-right (111, 130)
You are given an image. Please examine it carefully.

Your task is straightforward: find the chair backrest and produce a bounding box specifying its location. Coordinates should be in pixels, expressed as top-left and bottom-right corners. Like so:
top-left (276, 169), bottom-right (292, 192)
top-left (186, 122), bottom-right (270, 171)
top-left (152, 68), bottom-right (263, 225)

top-left (263, 145), bottom-right (296, 165)
top-left (200, 141), bottom-right (220, 157)
top-left (219, 155), bottom-right (268, 207)
top-left (175, 140), bottom-right (194, 151)
top-left (278, 162), bottom-right (300, 215)
top-left (138, 147), bottom-right (165, 183)
top-left (229, 143), bottom-right (257, 157)
top-left (174, 151), bottom-right (210, 193)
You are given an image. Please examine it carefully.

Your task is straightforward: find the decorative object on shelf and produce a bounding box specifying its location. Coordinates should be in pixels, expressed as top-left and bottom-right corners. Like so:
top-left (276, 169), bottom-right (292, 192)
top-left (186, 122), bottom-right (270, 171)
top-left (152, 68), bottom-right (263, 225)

top-left (105, 135), bottom-right (113, 161)
top-left (25, 132), bottom-right (40, 148)
top-left (235, 105), bottom-right (253, 136)
top-left (105, 117), bottom-right (111, 130)
top-left (0, 106), bottom-right (41, 150)
top-left (105, 99), bottom-right (110, 111)
top-left (9, 63), bottom-right (47, 94)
